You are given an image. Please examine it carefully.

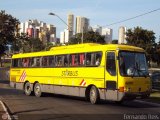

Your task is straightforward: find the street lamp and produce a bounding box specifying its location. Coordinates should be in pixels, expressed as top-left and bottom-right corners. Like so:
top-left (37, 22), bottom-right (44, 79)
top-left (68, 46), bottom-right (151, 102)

top-left (49, 12), bottom-right (74, 44)
top-left (48, 12), bottom-right (70, 31)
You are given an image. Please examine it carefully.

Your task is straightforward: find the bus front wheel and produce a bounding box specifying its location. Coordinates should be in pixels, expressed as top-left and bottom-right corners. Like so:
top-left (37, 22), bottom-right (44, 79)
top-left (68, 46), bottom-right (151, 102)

top-left (24, 82), bottom-right (32, 96)
top-left (89, 86), bottom-right (100, 104)
top-left (34, 83), bottom-right (42, 97)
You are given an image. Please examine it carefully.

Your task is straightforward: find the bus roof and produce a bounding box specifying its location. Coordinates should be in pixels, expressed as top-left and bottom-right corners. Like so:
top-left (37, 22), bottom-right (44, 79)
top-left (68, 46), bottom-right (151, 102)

top-left (12, 43), bottom-right (144, 59)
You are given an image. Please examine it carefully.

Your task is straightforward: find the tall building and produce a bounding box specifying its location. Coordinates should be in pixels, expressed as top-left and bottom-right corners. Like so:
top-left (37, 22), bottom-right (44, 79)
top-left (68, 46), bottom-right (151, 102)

top-left (47, 24), bottom-right (56, 43)
top-left (76, 16), bottom-right (89, 34)
top-left (64, 29), bottom-right (70, 43)
top-left (60, 31), bottom-right (65, 43)
top-left (47, 24), bottom-right (56, 34)
top-left (60, 29), bottom-right (70, 44)
top-left (67, 13), bottom-right (74, 32)
top-left (118, 26), bottom-right (127, 44)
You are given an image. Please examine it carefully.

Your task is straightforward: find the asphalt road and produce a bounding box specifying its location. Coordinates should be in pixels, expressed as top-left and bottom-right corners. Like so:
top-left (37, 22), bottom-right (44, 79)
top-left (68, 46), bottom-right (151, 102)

top-left (0, 81), bottom-right (160, 120)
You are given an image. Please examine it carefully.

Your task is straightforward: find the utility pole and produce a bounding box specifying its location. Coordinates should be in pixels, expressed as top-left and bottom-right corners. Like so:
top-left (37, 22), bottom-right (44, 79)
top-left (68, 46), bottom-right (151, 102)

top-left (81, 26), bottom-right (84, 43)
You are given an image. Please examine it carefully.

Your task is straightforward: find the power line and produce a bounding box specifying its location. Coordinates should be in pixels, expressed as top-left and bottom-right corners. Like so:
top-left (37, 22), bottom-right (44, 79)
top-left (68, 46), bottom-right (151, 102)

top-left (103, 8), bottom-right (160, 27)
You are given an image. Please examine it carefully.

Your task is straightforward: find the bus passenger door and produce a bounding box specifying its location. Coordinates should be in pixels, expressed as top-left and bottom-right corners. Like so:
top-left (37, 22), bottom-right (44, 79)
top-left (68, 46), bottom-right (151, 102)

top-left (105, 51), bottom-right (118, 101)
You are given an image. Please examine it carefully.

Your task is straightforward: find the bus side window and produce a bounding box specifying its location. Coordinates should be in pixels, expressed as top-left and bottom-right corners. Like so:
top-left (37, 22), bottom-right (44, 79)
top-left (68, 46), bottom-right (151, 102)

top-left (86, 52), bottom-right (101, 66)
top-left (79, 53), bottom-right (85, 66)
top-left (64, 55), bottom-right (69, 67)
top-left (55, 55), bottom-right (63, 67)
top-left (12, 59), bottom-right (17, 67)
top-left (69, 54), bottom-right (79, 66)
top-left (22, 58), bottom-right (29, 67)
top-left (95, 52), bottom-right (102, 66)
top-left (42, 56), bottom-right (49, 67)
top-left (31, 58), bottom-right (37, 67)
top-left (106, 52), bottom-right (116, 76)
top-left (86, 53), bottom-right (91, 66)
top-left (36, 57), bottom-right (41, 67)
top-left (49, 56), bottom-right (55, 67)
top-left (12, 59), bottom-right (21, 67)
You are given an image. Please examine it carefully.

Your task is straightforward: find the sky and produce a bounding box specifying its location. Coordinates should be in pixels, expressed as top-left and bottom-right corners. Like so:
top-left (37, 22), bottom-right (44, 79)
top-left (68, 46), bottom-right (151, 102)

top-left (0, 0), bottom-right (160, 42)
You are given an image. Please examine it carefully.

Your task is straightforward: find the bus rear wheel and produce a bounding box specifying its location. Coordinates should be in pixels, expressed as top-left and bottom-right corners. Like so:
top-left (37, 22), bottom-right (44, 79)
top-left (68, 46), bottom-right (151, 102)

top-left (34, 83), bottom-right (42, 97)
top-left (24, 82), bottom-right (32, 96)
top-left (89, 86), bottom-right (100, 104)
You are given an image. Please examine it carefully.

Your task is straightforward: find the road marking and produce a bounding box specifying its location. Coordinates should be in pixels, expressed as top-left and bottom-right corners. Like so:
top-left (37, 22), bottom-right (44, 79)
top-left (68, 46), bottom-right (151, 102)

top-left (135, 100), bottom-right (160, 107)
top-left (0, 100), bottom-right (11, 120)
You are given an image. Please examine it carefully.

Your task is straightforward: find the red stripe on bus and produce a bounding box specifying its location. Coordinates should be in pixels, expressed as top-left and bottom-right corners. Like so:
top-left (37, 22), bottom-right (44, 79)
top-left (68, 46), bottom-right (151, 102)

top-left (80, 79), bottom-right (84, 85)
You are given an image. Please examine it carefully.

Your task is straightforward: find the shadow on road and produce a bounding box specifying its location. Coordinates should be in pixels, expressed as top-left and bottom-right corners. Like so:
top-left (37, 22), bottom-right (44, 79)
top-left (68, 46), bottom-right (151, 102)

top-left (42, 93), bottom-right (160, 109)
top-left (0, 88), bottom-right (23, 96)
top-left (0, 81), bottom-right (159, 110)
top-left (0, 80), bottom-right (9, 84)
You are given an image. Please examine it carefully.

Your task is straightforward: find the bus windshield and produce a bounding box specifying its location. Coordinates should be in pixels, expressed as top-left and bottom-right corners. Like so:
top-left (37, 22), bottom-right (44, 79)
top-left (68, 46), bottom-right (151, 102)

top-left (119, 51), bottom-right (148, 77)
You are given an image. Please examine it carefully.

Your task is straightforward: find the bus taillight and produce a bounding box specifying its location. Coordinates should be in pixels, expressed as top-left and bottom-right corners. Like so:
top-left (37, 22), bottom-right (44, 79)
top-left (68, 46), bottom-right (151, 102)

top-left (119, 87), bottom-right (124, 92)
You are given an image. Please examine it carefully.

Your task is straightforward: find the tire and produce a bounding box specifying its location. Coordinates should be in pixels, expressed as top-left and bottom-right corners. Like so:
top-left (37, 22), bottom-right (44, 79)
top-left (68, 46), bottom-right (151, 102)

top-left (34, 83), bottom-right (42, 97)
top-left (89, 86), bottom-right (100, 104)
top-left (24, 82), bottom-right (32, 96)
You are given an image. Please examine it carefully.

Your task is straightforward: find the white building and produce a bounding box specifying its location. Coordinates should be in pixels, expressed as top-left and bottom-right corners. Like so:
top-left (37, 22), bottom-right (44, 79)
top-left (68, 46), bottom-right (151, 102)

top-left (92, 25), bottom-right (113, 43)
top-left (64, 29), bottom-right (70, 43)
top-left (118, 26), bottom-right (127, 44)
top-left (101, 28), bottom-right (113, 43)
top-left (60, 31), bottom-right (65, 43)
top-left (76, 16), bottom-right (89, 34)
top-left (19, 19), bottom-right (56, 44)
top-left (92, 25), bottom-right (102, 35)
top-left (24, 21), bottom-right (30, 33)
top-left (19, 23), bottom-right (25, 33)
top-left (60, 29), bottom-right (70, 44)
top-left (50, 34), bottom-right (56, 44)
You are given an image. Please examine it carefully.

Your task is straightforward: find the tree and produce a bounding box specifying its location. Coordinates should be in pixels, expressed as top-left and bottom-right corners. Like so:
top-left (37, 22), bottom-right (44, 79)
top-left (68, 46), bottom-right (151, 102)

top-left (0, 10), bottom-right (19, 66)
top-left (126, 26), bottom-right (156, 65)
top-left (22, 38), bottom-right (45, 53)
top-left (11, 33), bottom-right (29, 53)
top-left (126, 27), bottom-right (155, 49)
top-left (45, 42), bottom-right (54, 51)
top-left (68, 31), bottom-right (105, 44)
top-left (112, 39), bottom-right (118, 44)
top-left (156, 39), bottom-right (160, 66)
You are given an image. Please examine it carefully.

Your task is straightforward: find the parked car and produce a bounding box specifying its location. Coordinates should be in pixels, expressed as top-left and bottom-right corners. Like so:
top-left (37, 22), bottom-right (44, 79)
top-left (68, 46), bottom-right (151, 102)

top-left (150, 71), bottom-right (160, 91)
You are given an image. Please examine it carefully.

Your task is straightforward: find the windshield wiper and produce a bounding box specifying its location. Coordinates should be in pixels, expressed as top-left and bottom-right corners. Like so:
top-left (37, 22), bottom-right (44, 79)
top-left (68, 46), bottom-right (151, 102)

top-left (131, 66), bottom-right (137, 78)
top-left (137, 69), bottom-right (148, 78)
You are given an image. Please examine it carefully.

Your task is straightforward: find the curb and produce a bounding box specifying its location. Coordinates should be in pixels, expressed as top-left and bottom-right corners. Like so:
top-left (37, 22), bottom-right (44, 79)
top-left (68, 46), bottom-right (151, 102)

top-left (0, 100), bottom-right (11, 120)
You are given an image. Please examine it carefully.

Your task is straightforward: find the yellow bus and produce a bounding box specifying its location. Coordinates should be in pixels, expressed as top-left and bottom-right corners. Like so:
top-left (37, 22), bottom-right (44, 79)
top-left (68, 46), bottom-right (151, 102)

top-left (10, 43), bottom-right (151, 104)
